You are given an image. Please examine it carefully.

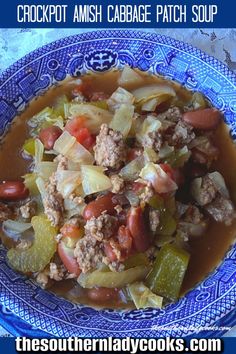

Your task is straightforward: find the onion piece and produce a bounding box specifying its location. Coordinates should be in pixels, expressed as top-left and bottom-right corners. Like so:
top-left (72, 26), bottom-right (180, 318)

top-left (2, 220), bottom-right (32, 239)
top-left (107, 87), bottom-right (135, 111)
top-left (37, 161), bottom-right (58, 180)
top-left (132, 84), bottom-right (176, 103)
top-left (118, 66), bottom-right (143, 86)
top-left (139, 162), bottom-right (177, 194)
top-left (142, 94), bottom-right (173, 112)
top-left (54, 131), bottom-right (94, 165)
top-left (56, 171), bottom-right (82, 198)
top-left (109, 103), bottom-right (134, 137)
top-left (208, 171), bottom-right (229, 199)
top-left (136, 115), bottom-right (162, 145)
top-left (120, 156), bottom-right (145, 181)
top-left (81, 165), bottom-right (112, 195)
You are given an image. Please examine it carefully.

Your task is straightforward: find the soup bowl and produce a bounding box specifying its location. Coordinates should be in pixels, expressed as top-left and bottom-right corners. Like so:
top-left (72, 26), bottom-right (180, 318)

top-left (0, 30), bottom-right (236, 338)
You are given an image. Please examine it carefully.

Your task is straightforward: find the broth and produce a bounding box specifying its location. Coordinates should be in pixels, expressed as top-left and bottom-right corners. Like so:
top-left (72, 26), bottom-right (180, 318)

top-left (0, 70), bottom-right (236, 307)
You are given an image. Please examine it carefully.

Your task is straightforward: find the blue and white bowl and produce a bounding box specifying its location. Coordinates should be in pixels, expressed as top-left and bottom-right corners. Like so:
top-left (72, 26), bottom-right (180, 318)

top-left (0, 30), bottom-right (236, 338)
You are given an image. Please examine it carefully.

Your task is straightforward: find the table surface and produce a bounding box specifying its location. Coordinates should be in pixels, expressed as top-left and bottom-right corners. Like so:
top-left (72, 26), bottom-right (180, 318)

top-left (0, 28), bottom-right (235, 337)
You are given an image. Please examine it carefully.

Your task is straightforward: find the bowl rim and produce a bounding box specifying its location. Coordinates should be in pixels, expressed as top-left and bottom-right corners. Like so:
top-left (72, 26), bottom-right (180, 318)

top-left (0, 29), bottom-right (236, 338)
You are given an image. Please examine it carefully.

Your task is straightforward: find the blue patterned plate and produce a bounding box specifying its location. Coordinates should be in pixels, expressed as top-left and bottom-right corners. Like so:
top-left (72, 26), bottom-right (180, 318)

top-left (0, 30), bottom-right (236, 338)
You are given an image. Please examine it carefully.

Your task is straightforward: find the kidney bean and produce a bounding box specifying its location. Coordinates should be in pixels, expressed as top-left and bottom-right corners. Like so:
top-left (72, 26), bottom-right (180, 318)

top-left (39, 126), bottom-right (62, 150)
top-left (103, 242), bottom-right (118, 262)
top-left (117, 225), bottom-right (133, 252)
top-left (87, 287), bottom-right (119, 303)
top-left (127, 206), bottom-right (151, 252)
top-left (83, 193), bottom-right (118, 220)
top-left (0, 181), bottom-right (29, 201)
top-left (183, 108), bottom-right (222, 130)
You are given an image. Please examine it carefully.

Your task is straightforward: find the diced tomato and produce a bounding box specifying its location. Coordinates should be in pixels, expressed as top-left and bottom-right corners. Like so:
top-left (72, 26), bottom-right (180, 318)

top-left (117, 226), bottom-right (133, 253)
top-left (127, 207), bottom-right (151, 252)
top-left (58, 241), bottom-right (81, 276)
top-left (72, 82), bottom-right (92, 98)
top-left (159, 163), bottom-right (175, 180)
top-left (65, 117), bottom-right (95, 149)
top-left (160, 163), bottom-right (184, 186)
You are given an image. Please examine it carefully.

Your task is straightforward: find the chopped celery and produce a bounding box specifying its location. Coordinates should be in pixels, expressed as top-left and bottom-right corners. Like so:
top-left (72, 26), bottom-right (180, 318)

top-left (29, 107), bottom-right (64, 133)
top-left (146, 243), bottom-right (190, 301)
top-left (34, 139), bottom-right (44, 170)
top-left (190, 92), bottom-right (207, 110)
top-left (155, 234), bottom-right (174, 248)
top-left (164, 196), bottom-right (176, 216)
top-left (78, 265), bottom-right (150, 289)
top-left (148, 195), bottom-right (164, 209)
top-left (81, 165), bottom-right (112, 195)
top-left (158, 210), bottom-right (177, 236)
top-left (23, 173), bottom-right (39, 196)
top-left (7, 215), bottom-right (57, 273)
top-left (124, 253), bottom-right (149, 269)
top-left (109, 103), bottom-right (134, 137)
top-left (128, 282), bottom-right (163, 309)
top-left (23, 138), bottom-right (35, 156)
top-left (53, 94), bottom-right (68, 117)
top-left (149, 195), bottom-right (176, 236)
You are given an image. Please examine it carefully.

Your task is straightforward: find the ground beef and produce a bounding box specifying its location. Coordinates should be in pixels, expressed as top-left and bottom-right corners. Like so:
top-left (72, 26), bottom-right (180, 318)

top-left (169, 120), bottom-right (195, 146)
top-left (149, 210), bottom-right (160, 233)
top-left (110, 174), bottom-right (124, 194)
top-left (69, 193), bottom-right (84, 205)
top-left (184, 205), bottom-right (204, 224)
top-left (205, 195), bottom-right (236, 226)
top-left (43, 174), bottom-right (64, 227)
top-left (191, 175), bottom-right (217, 206)
top-left (84, 213), bottom-right (118, 241)
top-left (142, 131), bottom-right (163, 152)
top-left (191, 139), bottom-right (219, 166)
top-left (49, 263), bottom-right (66, 281)
top-left (157, 106), bottom-right (182, 123)
top-left (74, 236), bottom-right (103, 273)
top-left (36, 270), bottom-right (49, 288)
top-left (20, 200), bottom-right (37, 219)
top-left (94, 124), bottom-right (126, 169)
top-left (0, 202), bottom-right (12, 222)
top-left (54, 154), bottom-right (68, 171)
top-left (138, 182), bottom-right (154, 203)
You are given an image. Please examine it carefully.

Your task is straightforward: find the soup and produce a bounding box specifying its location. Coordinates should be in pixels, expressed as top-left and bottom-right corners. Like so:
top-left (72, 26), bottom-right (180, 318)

top-left (0, 66), bottom-right (236, 309)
